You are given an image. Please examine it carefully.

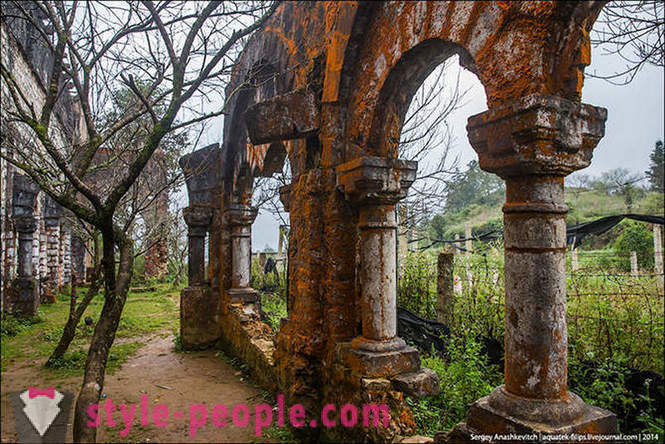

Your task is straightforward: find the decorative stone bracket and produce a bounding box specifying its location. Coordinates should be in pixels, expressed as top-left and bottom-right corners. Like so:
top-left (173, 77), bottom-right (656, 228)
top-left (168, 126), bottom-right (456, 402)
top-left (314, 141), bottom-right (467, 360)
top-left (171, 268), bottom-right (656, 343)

top-left (467, 93), bottom-right (607, 178)
top-left (225, 204), bottom-right (259, 303)
top-left (245, 89), bottom-right (320, 145)
top-left (336, 156), bottom-right (416, 204)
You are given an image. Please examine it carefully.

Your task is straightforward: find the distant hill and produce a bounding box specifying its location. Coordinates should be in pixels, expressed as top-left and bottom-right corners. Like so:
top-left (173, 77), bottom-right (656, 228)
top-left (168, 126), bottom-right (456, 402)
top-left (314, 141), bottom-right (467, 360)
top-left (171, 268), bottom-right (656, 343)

top-left (424, 189), bottom-right (663, 247)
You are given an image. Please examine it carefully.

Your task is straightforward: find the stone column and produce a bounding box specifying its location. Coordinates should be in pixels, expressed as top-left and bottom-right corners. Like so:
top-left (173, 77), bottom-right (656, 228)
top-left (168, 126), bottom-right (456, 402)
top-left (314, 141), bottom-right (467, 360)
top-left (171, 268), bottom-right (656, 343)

top-left (180, 205), bottom-right (217, 349)
top-left (71, 235), bottom-right (87, 285)
top-left (455, 94), bottom-right (616, 437)
top-left (11, 216), bottom-right (38, 313)
top-left (43, 197), bottom-right (62, 302)
top-left (654, 225), bottom-right (663, 275)
top-left (225, 204), bottom-right (258, 302)
top-left (178, 144), bottom-right (224, 350)
top-left (8, 174), bottom-right (40, 316)
top-left (183, 206), bottom-right (213, 286)
top-left (59, 223), bottom-right (71, 285)
top-left (336, 157), bottom-right (422, 377)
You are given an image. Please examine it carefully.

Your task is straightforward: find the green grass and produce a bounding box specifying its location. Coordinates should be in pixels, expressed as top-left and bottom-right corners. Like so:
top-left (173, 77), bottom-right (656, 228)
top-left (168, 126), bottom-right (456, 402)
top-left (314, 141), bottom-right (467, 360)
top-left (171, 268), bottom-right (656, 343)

top-left (261, 294), bottom-right (287, 331)
top-left (1, 283), bottom-right (181, 373)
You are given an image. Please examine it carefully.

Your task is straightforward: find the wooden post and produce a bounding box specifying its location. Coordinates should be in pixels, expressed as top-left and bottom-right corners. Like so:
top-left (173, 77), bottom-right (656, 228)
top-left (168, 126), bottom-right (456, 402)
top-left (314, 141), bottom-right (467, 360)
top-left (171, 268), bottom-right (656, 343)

top-left (465, 224), bottom-right (473, 292)
top-left (654, 225), bottom-right (663, 275)
top-left (397, 205), bottom-right (409, 268)
top-left (571, 247), bottom-right (579, 271)
top-left (630, 251), bottom-right (638, 277)
top-left (437, 250), bottom-right (454, 325)
top-left (465, 224), bottom-right (473, 256)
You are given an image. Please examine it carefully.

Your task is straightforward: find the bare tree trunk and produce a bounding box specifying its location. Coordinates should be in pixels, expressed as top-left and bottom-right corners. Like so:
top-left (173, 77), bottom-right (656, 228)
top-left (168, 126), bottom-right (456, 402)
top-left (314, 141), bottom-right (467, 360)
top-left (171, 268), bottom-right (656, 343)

top-left (73, 230), bottom-right (133, 442)
top-left (46, 235), bottom-right (102, 366)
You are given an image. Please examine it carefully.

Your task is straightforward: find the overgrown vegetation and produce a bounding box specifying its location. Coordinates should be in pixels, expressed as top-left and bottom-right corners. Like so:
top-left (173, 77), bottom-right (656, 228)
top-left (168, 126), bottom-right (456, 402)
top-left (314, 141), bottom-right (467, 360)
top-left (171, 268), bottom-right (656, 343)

top-left (251, 256), bottom-right (288, 331)
top-left (409, 332), bottom-right (502, 434)
top-left (397, 246), bottom-right (664, 436)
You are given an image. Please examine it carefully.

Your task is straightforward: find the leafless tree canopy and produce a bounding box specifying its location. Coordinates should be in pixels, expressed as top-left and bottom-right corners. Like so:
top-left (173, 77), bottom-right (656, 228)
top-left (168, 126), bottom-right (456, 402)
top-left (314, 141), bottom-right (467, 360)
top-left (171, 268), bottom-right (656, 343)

top-left (590, 0), bottom-right (664, 84)
top-left (1, 2), bottom-right (277, 441)
top-left (397, 58), bottom-right (469, 232)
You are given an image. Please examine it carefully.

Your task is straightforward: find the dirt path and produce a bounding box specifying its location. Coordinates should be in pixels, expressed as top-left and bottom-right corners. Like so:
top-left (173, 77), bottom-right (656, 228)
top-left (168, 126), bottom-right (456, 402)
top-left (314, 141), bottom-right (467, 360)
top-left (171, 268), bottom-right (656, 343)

top-left (1, 334), bottom-right (268, 443)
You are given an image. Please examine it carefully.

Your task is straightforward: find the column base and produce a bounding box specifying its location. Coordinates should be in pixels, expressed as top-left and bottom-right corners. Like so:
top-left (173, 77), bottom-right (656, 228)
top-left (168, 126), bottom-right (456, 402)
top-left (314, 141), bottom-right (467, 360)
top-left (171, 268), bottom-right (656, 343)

top-left (391, 368), bottom-right (440, 398)
top-left (7, 277), bottom-right (40, 317)
top-left (337, 338), bottom-right (421, 378)
top-left (448, 385), bottom-right (616, 441)
top-left (228, 287), bottom-right (259, 303)
top-left (180, 286), bottom-right (221, 350)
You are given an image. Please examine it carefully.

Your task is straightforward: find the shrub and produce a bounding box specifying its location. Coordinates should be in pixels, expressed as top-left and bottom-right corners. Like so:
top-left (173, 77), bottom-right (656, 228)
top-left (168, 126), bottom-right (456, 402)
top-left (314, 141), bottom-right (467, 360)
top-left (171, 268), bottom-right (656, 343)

top-left (398, 252), bottom-right (437, 319)
top-left (1, 311), bottom-right (44, 337)
top-left (613, 220), bottom-right (655, 271)
top-left (409, 332), bottom-right (502, 435)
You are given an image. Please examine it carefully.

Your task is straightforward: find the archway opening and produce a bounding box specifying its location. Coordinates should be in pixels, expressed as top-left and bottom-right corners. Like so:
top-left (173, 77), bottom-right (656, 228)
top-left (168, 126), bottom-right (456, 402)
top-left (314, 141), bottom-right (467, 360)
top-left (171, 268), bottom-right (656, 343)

top-left (250, 141), bottom-right (291, 335)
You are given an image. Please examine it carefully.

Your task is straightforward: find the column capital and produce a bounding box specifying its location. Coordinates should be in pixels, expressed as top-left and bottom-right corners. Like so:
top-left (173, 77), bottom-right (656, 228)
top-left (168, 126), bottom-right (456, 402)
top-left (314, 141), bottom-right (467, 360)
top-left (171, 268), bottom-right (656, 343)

top-left (13, 215), bottom-right (38, 233)
top-left (467, 94), bottom-right (607, 178)
top-left (336, 156), bottom-right (417, 205)
top-left (183, 206), bottom-right (213, 231)
top-left (224, 204), bottom-right (258, 227)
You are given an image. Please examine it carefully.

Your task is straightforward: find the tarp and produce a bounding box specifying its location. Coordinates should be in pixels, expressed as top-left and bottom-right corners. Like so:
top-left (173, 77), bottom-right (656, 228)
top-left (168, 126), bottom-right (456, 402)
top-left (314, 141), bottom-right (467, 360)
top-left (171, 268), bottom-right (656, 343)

top-left (415, 214), bottom-right (664, 250)
top-left (566, 214), bottom-right (664, 248)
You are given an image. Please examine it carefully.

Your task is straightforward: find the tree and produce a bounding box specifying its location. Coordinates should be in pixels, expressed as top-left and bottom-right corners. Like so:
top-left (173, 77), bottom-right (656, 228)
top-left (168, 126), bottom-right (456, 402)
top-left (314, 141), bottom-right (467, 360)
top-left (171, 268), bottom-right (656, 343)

top-left (590, 0), bottom-right (664, 84)
top-left (0, 1), bottom-right (277, 441)
top-left (444, 160), bottom-right (505, 213)
top-left (646, 140), bottom-right (664, 193)
top-left (592, 168), bottom-right (645, 211)
top-left (398, 58), bottom-right (469, 231)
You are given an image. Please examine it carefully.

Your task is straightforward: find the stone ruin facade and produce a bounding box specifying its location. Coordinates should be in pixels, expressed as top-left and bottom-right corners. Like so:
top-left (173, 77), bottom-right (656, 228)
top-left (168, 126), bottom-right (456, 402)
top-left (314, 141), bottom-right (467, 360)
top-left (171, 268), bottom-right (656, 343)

top-left (179, 1), bottom-right (620, 441)
top-left (0, 6), bottom-right (171, 315)
top-left (1, 12), bottom-right (85, 315)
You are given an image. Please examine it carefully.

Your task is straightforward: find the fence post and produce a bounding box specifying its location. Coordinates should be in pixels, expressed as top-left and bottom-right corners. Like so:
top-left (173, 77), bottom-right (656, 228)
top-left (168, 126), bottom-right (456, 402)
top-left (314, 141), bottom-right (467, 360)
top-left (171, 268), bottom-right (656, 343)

top-left (437, 249), bottom-right (454, 325)
top-left (571, 247), bottom-right (579, 271)
top-left (654, 224), bottom-right (663, 275)
top-left (465, 224), bottom-right (473, 255)
top-left (630, 251), bottom-right (638, 277)
top-left (465, 224), bottom-right (473, 292)
top-left (397, 205), bottom-right (409, 269)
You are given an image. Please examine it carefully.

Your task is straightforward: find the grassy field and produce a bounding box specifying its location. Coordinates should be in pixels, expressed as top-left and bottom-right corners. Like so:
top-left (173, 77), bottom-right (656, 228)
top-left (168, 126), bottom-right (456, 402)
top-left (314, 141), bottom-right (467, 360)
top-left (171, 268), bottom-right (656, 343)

top-left (1, 283), bottom-right (181, 375)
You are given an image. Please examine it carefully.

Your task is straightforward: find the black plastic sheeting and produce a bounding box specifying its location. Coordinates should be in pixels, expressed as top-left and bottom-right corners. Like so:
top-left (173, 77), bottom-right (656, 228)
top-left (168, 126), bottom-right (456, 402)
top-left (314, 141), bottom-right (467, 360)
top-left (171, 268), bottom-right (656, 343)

top-left (396, 306), bottom-right (503, 368)
top-left (567, 214), bottom-right (664, 248)
top-left (416, 214), bottom-right (664, 251)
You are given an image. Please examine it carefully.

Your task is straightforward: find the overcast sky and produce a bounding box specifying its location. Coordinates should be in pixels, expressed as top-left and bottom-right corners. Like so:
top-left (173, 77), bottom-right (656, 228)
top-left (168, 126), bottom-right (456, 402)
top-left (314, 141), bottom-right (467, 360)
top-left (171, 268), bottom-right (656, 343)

top-left (236, 42), bottom-right (664, 251)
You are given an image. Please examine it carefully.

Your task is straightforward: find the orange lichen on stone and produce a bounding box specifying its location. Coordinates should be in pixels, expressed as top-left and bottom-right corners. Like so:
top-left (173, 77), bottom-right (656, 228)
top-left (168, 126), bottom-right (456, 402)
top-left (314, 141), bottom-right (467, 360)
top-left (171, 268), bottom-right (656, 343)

top-left (183, 2), bottom-right (617, 442)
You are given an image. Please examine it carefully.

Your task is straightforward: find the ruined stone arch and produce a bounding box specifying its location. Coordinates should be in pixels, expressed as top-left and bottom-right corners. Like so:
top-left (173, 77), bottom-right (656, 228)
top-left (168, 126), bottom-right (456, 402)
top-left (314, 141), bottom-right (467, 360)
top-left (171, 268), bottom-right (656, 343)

top-left (336, 1), bottom-right (609, 162)
top-left (179, 2), bottom-right (618, 441)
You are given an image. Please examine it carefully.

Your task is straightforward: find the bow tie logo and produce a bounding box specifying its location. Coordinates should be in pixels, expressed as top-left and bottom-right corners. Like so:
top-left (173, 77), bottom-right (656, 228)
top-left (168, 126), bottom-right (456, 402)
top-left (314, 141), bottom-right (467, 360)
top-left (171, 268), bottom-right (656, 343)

top-left (28, 387), bottom-right (55, 399)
